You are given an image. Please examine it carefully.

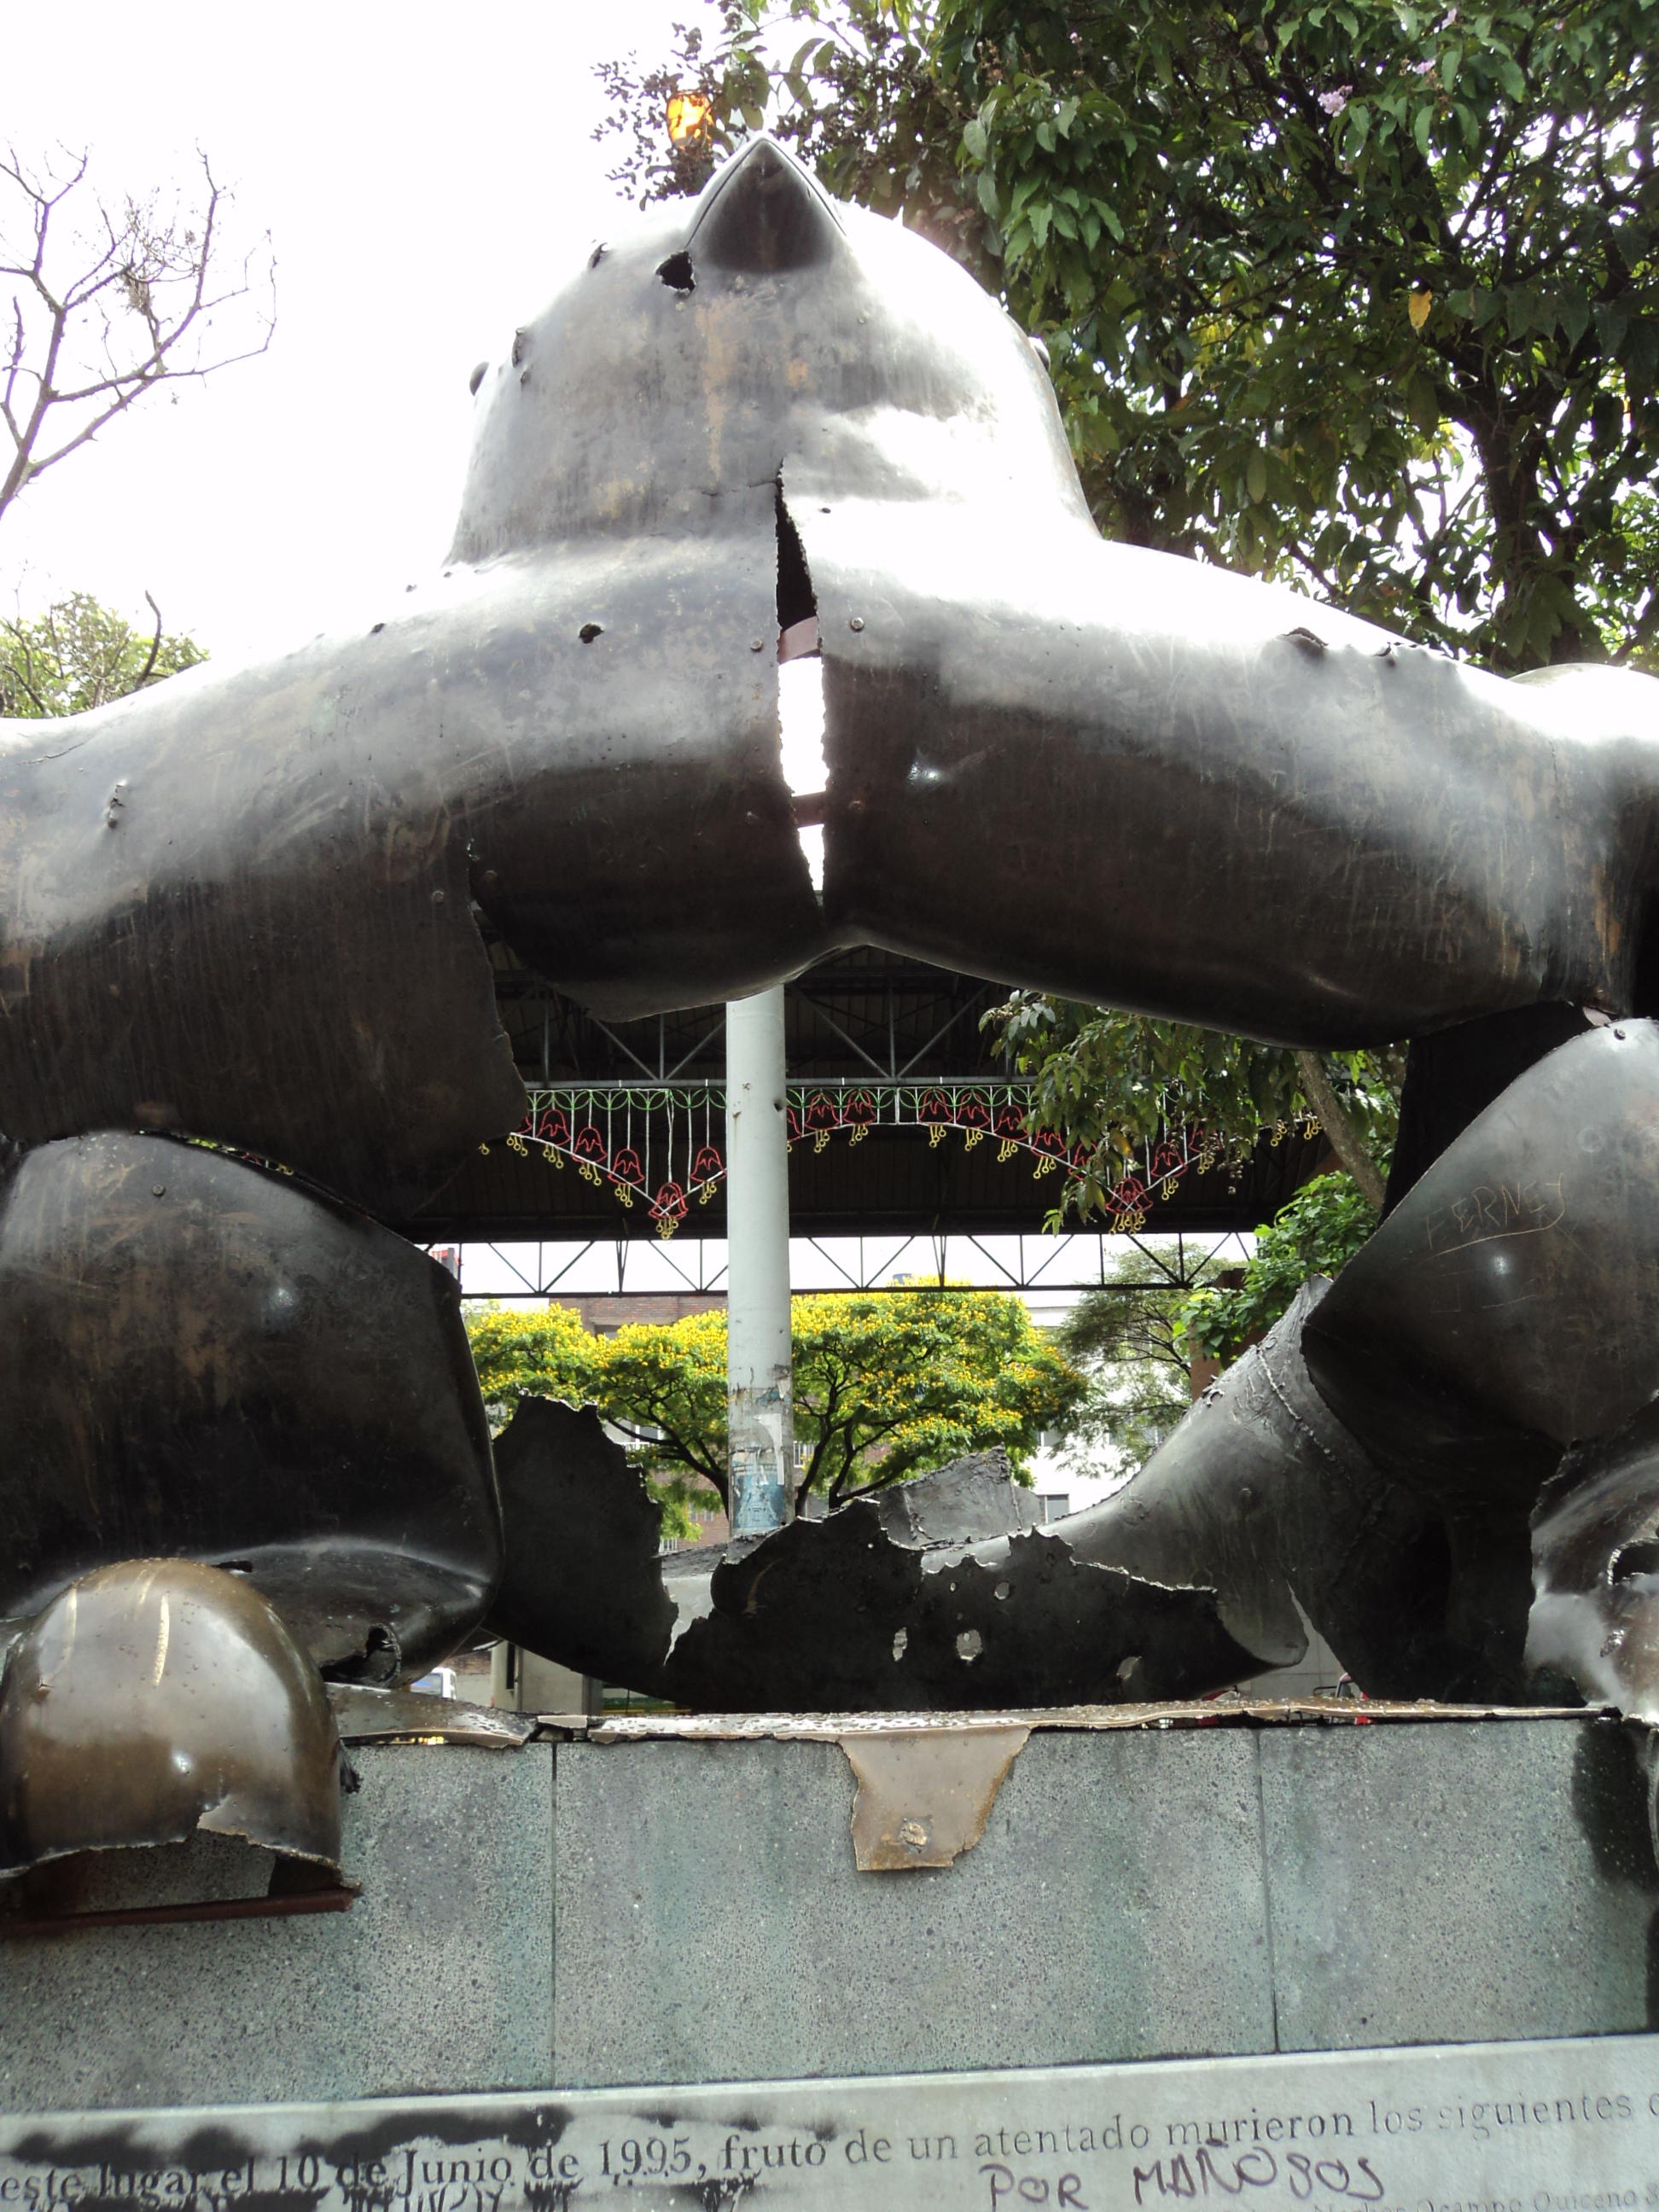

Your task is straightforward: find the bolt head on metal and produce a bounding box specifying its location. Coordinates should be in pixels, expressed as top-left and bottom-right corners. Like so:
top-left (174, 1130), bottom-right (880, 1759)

top-left (848, 616), bottom-right (864, 632)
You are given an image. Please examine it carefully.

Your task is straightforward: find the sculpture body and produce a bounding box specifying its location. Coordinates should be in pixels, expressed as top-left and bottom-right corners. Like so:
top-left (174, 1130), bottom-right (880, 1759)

top-left (1, 138), bottom-right (1658, 1812)
top-left (4, 143), bottom-right (1658, 1217)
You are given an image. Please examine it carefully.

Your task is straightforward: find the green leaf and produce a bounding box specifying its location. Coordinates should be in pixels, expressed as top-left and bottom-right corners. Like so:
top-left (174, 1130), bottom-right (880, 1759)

top-left (963, 117), bottom-right (988, 162)
top-left (1247, 449), bottom-right (1268, 503)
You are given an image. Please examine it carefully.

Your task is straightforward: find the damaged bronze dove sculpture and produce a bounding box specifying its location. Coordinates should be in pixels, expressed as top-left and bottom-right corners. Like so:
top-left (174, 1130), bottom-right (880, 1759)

top-left (4, 137), bottom-right (1659, 1879)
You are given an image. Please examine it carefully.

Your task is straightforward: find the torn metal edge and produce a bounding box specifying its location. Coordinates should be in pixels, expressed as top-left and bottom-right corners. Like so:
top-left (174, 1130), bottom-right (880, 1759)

top-left (568, 1697), bottom-right (1603, 1743)
top-left (328, 1685), bottom-right (536, 1749)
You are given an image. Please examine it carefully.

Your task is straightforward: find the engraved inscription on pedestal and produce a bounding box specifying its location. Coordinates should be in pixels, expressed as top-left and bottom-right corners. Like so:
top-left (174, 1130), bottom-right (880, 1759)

top-left (4, 2034), bottom-right (1659, 2211)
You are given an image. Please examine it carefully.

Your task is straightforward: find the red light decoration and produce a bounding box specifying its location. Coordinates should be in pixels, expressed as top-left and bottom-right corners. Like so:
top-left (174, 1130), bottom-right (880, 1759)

top-left (651, 1180), bottom-right (689, 1239)
top-left (515, 1082), bottom-right (1201, 1232)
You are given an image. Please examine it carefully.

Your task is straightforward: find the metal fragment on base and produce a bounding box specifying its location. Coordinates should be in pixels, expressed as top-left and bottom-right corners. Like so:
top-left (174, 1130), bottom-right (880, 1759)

top-left (0, 1559), bottom-right (350, 1888)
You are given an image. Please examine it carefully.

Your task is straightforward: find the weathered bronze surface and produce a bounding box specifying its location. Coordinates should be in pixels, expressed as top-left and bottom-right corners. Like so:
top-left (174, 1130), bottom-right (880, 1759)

top-left (0, 1560), bottom-right (348, 1880)
top-left (1310, 1021), bottom-right (1659, 1449)
top-left (3, 141), bottom-right (1659, 1223)
top-left (0, 1132), bottom-right (500, 1683)
top-left (4, 137), bottom-right (1659, 1741)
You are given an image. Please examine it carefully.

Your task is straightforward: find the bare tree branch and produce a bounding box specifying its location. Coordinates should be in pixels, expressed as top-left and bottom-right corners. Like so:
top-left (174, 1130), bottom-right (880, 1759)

top-left (134, 589), bottom-right (164, 690)
top-left (0, 144), bottom-right (275, 528)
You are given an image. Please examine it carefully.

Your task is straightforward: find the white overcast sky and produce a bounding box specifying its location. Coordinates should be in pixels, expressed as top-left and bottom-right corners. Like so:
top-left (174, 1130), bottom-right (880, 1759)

top-left (3, 0), bottom-right (727, 664)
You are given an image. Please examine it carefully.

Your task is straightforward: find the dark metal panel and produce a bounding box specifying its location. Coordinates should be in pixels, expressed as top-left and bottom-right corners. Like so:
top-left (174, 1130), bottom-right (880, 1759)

top-left (0, 1133), bottom-right (501, 1680)
top-left (486, 1398), bottom-right (677, 1690)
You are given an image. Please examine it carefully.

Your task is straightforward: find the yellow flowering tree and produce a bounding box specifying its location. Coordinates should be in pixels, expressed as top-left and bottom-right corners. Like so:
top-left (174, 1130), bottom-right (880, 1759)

top-left (463, 1299), bottom-right (602, 1426)
top-left (463, 1291), bottom-right (1083, 1518)
top-left (792, 1290), bottom-right (1083, 1509)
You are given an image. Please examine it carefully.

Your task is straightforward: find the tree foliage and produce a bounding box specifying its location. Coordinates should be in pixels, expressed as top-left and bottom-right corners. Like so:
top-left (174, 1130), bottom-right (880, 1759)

top-left (460, 1300), bottom-right (605, 1426)
top-left (1177, 1170), bottom-right (1379, 1362)
top-left (2, 146), bottom-right (274, 528)
top-left (792, 1288), bottom-right (1083, 1503)
top-left (464, 1289), bottom-right (1083, 1519)
top-left (950, 0), bottom-right (1659, 670)
top-left (0, 589), bottom-right (204, 717)
top-left (1054, 1242), bottom-right (1228, 1469)
top-left (595, 3), bottom-right (978, 254)
top-left (987, 994), bottom-right (1400, 1223)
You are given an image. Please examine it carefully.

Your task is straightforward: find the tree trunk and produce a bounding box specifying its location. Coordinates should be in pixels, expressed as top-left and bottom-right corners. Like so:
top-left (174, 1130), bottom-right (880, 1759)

top-left (1294, 1051), bottom-right (1386, 1209)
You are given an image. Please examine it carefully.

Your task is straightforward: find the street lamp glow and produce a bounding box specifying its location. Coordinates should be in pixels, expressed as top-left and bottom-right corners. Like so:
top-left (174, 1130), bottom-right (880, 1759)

top-left (667, 90), bottom-right (713, 147)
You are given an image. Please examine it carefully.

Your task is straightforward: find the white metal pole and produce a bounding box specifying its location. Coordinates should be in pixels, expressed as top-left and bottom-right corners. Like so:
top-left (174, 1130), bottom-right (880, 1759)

top-left (725, 984), bottom-right (793, 1539)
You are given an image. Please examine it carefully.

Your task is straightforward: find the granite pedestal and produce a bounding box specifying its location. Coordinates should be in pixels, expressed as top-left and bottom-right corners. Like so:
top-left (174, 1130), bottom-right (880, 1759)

top-left (2, 1710), bottom-right (1652, 2114)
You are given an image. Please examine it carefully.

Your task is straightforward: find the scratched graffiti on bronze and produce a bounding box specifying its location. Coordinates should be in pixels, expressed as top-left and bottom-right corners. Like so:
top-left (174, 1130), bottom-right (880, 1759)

top-left (1424, 1176), bottom-right (1568, 1254)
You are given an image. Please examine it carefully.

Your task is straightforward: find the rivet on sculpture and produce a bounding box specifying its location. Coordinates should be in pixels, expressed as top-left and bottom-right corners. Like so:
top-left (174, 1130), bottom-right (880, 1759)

top-left (3, 141), bottom-right (1659, 1854)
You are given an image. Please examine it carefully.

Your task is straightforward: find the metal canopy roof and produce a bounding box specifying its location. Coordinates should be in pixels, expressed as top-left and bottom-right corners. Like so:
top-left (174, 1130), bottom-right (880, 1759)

top-left (399, 943), bottom-right (1324, 1246)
